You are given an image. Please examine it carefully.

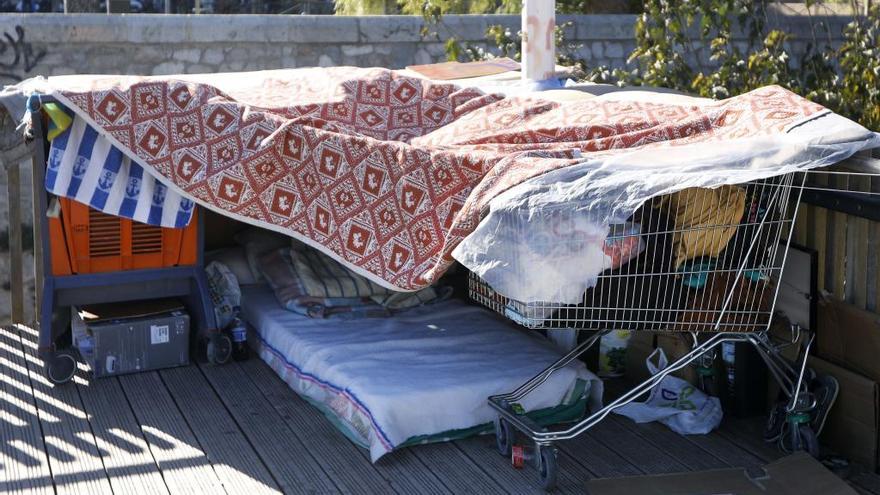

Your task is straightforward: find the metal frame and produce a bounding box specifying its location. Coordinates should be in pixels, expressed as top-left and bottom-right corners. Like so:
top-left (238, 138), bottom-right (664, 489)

top-left (28, 99), bottom-right (218, 378)
top-left (470, 168), bottom-right (879, 489)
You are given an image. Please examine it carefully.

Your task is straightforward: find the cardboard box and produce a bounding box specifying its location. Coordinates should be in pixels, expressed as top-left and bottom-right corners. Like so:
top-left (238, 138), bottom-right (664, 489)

top-left (817, 298), bottom-right (880, 383)
top-left (73, 298), bottom-right (190, 378)
top-left (586, 452), bottom-right (857, 495)
top-left (624, 331), bottom-right (655, 384)
top-left (624, 332), bottom-right (699, 386)
top-left (808, 356), bottom-right (879, 470)
top-left (656, 333), bottom-right (698, 385)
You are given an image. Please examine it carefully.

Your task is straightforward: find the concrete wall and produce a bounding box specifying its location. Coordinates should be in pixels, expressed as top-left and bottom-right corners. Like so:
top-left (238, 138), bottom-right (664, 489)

top-left (0, 13), bottom-right (852, 85)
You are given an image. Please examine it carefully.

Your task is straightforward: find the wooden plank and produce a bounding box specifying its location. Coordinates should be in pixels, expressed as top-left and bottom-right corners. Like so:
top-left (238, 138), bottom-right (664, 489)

top-left (160, 365), bottom-right (280, 495)
top-left (795, 206), bottom-right (809, 247)
top-left (583, 415), bottom-right (688, 475)
top-left (75, 375), bottom-right (170, 494)
top-left (7, 162), bottom-right (24, 324)
top-left (847, 176), bottom-right (870, 308)
top-left (368, 448), bottom-right (452, 495)
top-left (240, 358), bottom-right (399, 494)
top-left (829, 172), bottom-right (849, 301)
top-left (558, 428), bottom-right (644, 478)
top-left (808, 173), bottom-right (829, 292)
top-left (872, 175), bottom-right (880, 313)
top-left (832, 210), bottom-right (848, 301)
top-left (606, 414), bottom-right (728, 471)
top-left (198, 361), bottom-right (341, 494)
top-left (557, 381), bottom-right (651, 478)
top-left (851, 471), bottom-right (880, 495)
top-left (410, 441), bottom-right (508, 495)
top-left (15, 323), bottom-right (114, 495)
top-left (676, 420), bottom-right (764, 469)
top-left (118, 371), bottom-right (227, 495)
top-left (454, 433), bottom-right (596, 495)
top-left (715, 417), bottom-right (783, 463)
top-left (813, 206), bottom-right (829, 294)
top-left (29, 152), bottom-right (44, 320)
top-left (0, 325), bottom-right (53, 494)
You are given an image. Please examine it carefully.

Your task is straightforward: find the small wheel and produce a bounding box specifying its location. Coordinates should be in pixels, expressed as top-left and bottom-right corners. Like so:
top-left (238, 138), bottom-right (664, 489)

top-left (538, 446), bottom-right (558, 491)
top-left (495, 417), bottom-right (513, 457)
top-left (206, 333), bottom-right (232, 365)
top-left (45, 350), bottom-right (77, 385)
top-left (779, 421), bottom-right (820, 458)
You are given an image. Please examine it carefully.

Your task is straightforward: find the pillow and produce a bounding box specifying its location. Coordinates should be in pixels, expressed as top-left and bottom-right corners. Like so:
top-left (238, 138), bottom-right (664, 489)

top-left (258, 247), bottom-right (449, 319)
top-left (658, 185), bottom-right (745, 268)
top-left (233, 228), bottom-right (291, 284)
top-left (205, 246), bottom-right (257, 285)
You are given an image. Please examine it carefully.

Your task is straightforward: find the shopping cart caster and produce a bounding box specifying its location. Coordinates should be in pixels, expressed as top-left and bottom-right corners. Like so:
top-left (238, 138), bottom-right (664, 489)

top-left (206, 333), bottom-right (232, 365)
top-left (494, 417), bottom-right (514, 456)
top-left (538, 446), bottom-right (558, 491)
top-left (45, 349), bottom-right (77, 385)
top-left (779, 421), bottom-right (820, 459)
top-left (511, 444), bottom-right (559, 491)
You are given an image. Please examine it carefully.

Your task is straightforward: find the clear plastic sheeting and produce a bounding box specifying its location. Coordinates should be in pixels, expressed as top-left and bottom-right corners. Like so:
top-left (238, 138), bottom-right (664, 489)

top-left (454, 111), bottom-right (880, 304)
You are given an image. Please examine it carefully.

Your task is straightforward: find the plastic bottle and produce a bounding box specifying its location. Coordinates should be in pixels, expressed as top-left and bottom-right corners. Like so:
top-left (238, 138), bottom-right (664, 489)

top-left (228, 307), bottom-right (249, 361)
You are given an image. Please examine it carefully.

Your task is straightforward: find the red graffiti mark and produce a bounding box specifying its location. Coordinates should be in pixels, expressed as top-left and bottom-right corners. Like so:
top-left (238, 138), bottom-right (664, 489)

top-left (545, 18), bottom-right (555, 50)
top-left (526, 15), bottom-right (539, 54)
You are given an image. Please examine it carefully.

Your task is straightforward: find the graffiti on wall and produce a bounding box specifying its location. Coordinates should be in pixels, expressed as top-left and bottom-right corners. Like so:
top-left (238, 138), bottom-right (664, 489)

top-left (1, 26), bottom-right (46, 83)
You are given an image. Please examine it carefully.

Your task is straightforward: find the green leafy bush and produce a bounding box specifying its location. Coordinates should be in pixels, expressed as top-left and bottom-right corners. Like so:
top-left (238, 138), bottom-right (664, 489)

top-left (588, 1), bottom-right (879, 130)
top-left (420, 0), bottom-right (878, 130)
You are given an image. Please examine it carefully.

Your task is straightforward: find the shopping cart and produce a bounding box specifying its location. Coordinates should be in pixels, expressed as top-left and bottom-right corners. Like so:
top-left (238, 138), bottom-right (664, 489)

top-left (469, 167), bottom-right (878, 490)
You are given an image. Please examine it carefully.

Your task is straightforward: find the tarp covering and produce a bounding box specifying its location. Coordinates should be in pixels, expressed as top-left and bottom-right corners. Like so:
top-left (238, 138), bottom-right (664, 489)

top-left (12, 68), bottom-right (880, 297)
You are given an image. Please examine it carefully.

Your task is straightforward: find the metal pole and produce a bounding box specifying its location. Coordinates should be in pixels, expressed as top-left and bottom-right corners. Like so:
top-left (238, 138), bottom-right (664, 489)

top-left (521, 0), bottom-right (556, 83)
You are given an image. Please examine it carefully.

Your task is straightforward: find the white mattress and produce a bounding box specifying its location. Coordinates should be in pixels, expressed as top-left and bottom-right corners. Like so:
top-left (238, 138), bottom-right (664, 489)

top-left (241, 285), bottom-right (602, 461)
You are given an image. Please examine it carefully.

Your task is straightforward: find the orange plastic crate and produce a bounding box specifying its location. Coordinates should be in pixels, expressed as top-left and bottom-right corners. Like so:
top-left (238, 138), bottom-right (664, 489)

top-left (49, 198), bottom-right (198, 276)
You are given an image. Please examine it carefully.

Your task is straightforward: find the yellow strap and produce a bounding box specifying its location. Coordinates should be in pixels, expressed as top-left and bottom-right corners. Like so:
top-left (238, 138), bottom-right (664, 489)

top-left (43, 103), bottom-right (73, 141)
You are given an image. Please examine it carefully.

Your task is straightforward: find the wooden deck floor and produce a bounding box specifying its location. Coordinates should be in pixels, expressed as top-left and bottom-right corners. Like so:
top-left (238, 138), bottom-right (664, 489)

top-left (2, 323), bottom-right (879, 494)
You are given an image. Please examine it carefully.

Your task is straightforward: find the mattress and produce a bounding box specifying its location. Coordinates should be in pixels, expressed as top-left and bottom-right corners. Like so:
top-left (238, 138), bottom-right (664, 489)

top-left (240, 285), bottom-right (602, 461)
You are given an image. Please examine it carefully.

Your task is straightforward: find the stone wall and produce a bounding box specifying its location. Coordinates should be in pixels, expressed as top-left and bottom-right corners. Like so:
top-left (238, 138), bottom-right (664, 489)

top-left (0, 13), bottom-right (852, 84)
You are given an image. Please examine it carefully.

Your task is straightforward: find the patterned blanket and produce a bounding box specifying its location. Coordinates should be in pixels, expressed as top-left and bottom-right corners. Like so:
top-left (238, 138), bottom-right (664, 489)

top-left (47, 67), bottom-right (825, 292)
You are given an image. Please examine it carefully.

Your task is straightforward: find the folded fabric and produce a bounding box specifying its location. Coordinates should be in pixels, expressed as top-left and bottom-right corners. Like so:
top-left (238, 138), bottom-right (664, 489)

top-left (658, 186), bottom-right (746, 269)
top-left (205, 246), bottom-right (258, 285)
top-left (675, 271), bottom-right (773, 332)
top-left (233, 227), bottom-right (292, 284)
top-left (46, 114), bottom-right (195, 228)
top-left (259, 246), bottom-right (448, 319)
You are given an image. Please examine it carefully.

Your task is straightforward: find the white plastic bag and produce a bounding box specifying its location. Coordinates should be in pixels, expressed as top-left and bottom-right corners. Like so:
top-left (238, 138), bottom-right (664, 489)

top-left (206, 261), bottom-right (241, 329)
top-left (614, 348), bottom-right (723, 435)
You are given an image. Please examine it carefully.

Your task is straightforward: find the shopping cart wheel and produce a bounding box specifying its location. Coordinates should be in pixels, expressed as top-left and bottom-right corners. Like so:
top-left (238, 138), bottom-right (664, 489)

top-left (495, 417), bottom-right (513, 456)
top-left (206, 333), bottom-right (232, 365)
top-left (779, 418), bottom-right (820, 458)
top-left (538, 446), bottom-right (558, 491)
top-left (45, 350), bottom-right (77, 385)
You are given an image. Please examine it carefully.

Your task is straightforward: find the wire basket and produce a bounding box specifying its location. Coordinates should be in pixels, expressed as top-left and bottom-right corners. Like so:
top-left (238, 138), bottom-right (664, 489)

top-left (469, 172), bottom-right (806, 333)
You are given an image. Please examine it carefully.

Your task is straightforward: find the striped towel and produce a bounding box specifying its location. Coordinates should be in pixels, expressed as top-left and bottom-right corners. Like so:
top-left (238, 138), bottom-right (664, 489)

top-left (46, 115), bottom-right (195, 228)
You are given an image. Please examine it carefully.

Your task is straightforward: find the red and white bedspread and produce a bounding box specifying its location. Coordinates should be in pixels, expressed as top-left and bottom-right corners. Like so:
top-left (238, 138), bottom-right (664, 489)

top-left (43, 67), bottom-right (830, 292)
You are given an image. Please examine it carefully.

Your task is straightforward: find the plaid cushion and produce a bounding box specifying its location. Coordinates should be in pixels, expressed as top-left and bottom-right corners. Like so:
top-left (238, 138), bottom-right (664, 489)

top-left (259, 247), bottom-right (448, 319)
